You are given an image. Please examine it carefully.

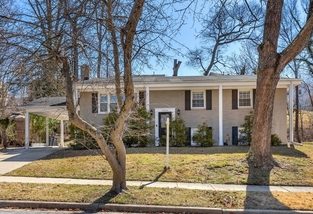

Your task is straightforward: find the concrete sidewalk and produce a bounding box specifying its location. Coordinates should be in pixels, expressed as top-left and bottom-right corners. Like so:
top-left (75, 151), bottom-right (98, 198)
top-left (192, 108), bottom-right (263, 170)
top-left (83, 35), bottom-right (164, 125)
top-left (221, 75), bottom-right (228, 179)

top-left (1, 176), bottom-right (313, 193)
top-left (0, 148), bottom-right (59, 175)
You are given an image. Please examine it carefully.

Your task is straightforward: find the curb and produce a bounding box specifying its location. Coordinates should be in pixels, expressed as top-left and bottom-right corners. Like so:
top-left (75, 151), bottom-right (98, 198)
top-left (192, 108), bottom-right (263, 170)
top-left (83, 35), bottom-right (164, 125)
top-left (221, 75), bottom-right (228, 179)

top-left (0, 200), bottom-right (313, 214)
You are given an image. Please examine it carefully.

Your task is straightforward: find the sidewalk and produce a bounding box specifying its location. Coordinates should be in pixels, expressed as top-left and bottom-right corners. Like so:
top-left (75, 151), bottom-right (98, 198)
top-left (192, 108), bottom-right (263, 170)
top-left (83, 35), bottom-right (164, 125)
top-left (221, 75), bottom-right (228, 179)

top-left (1, 176), bottom-right (313, 193)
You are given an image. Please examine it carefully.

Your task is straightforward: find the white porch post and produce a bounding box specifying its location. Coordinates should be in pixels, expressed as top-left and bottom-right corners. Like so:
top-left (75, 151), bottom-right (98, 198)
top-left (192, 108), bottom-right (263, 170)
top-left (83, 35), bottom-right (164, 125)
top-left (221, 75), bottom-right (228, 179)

top-left (25, 111), bottom-right (30, 149)
top-left (145, 86), bottom-right (150, 111)
top-left (289, 82), bottom-right (294, 145)
top-left (60, 120), bottom-right (64, 148)
top-left (45, 117), bottom-right (49, 146)
top-left (218, 85), bottom-right (223, 146)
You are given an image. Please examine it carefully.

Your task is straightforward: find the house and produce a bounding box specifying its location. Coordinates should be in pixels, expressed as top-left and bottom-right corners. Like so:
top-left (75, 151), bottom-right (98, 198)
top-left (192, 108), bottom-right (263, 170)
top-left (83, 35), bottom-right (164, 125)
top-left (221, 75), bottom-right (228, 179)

top-left (75, 74), bottom-right (301, 146)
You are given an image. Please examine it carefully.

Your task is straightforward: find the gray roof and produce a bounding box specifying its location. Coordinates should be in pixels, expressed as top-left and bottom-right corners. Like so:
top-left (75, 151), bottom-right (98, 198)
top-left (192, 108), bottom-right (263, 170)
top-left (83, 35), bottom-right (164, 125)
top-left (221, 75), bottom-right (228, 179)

top-left (23, 97), bottom-right (66, 107)
top-left (78, 74), bottom-right (300, 85)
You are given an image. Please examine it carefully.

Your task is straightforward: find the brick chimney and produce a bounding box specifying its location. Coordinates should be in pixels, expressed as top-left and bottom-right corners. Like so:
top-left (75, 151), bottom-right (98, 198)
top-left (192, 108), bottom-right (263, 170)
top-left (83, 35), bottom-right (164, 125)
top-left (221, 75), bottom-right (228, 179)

top-left (81, 64), bottom-right (90, 80)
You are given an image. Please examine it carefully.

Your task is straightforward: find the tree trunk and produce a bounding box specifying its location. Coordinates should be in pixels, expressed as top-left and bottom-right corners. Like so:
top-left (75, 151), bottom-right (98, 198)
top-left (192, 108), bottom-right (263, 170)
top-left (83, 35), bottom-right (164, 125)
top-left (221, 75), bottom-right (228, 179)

top-left (249, 0), bottom-right (313, 169)
top-left (249, 69), bottom-right (280, 168)
top-left (61, 56), bottom-right (125, 193)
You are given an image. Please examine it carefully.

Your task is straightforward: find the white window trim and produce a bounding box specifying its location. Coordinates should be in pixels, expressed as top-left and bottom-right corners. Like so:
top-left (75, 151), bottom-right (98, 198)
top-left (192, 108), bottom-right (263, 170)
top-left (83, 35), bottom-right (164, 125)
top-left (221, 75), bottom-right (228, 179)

top-left (191, 90), bottom-right (206, 109)
top-left (238, 89), bottom-right (253, 108)
top-left (98, 94), bottom-right (109, 114)
top-left (98, 93), bottom-right (119, 114)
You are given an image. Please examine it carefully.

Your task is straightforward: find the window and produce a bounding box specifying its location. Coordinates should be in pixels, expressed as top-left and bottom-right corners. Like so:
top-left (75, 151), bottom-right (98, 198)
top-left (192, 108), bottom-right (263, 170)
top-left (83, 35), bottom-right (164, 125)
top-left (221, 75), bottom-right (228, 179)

top-left (110, 95), bottom-right (118, 111)
top-left (98, 94), bottom-right (123, 113)
top-left (99, 94), bottom-right (108, 113)
top-left (238, 90), bottom-right (252, 107)
top-left (191, 91), bottom-right (205, 108)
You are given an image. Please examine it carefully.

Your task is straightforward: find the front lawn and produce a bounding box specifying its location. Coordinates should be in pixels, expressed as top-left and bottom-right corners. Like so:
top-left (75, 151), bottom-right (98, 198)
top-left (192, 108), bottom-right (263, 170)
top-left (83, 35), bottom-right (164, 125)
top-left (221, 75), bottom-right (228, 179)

top-left (0, 183), bottom-right (313, 210)
top-left (6, 143), bottom-right (313, 186)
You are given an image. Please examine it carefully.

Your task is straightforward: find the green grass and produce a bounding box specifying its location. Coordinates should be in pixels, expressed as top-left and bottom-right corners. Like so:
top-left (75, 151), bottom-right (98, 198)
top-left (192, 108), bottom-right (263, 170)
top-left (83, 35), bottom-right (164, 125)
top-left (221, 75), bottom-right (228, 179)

top-left (0, 183), bottom-right (313, 210)
top-left (7, 143), bottom-right (313, 186)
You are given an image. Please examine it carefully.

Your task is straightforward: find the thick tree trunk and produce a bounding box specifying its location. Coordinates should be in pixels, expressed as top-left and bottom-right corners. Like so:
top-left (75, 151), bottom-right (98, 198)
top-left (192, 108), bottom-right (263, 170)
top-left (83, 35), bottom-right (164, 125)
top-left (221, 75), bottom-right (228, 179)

top-left (249, 69), bottom-right (280, 168)
top-left (250, 0), bottom-right (313, 169)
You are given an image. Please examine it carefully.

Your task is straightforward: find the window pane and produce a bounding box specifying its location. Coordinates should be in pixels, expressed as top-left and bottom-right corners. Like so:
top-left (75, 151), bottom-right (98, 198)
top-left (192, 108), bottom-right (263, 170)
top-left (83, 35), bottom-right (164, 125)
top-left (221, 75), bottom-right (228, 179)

top-left (100, 103), bottom-right (108, 112)
top-left (192, 92), bottom-right (204, 107)
top-left (192, 100), bottom-right (204, 107)
top-left (110, 95), bottom-right (117, 104)
top-left (110, 95), bottom-right (118, 111)
top-left (100, 95), bottom-right (107, 103)
top-left (239, 91), bottom-right (251, 107)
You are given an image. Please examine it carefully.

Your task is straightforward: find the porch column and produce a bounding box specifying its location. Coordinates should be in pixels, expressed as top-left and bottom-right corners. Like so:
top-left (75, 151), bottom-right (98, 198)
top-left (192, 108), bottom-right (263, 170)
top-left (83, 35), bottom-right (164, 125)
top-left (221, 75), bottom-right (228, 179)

top-left (45, 117), bottom-right (49, 146)
top-left (60, 120), bottom-right (64, 148)
top-left (25, 111), bottom-right (30, 149)
top-left (218, 85), bottom-right (223, 146)
top-left (289, 82), bottom-right (294, 145)
top-left (145, 86), bottom-right (150, 111)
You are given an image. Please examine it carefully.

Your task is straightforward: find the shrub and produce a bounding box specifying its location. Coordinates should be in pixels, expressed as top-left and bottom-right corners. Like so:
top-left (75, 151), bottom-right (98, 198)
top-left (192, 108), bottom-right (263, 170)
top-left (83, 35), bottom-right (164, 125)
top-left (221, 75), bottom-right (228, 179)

top-left (69, 125), bottom-right (99, 150)
top-left (103, 106), bottom-right (152, 147)
top-left (169, 118), bottom-right (187, 147)
top-left (192, 123), bottom-right (214, 147)
top-left (271, 134), bottom-right (282, 146)
top-left (240, 112), bottom-right (253, 144)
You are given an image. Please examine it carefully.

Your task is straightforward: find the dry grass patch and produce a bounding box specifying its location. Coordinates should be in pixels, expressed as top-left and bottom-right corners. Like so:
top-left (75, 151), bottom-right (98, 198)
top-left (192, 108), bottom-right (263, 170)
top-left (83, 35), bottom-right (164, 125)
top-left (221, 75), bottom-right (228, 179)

top-left (6, 143), bottom-right (313, 185)
top-left (0, 183), bottom-right (313, 210)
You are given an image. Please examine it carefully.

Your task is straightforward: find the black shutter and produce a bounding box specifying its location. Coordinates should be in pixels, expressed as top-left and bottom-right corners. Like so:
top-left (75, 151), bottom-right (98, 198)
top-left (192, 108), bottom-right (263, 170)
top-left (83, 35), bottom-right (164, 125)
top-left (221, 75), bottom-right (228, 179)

top-left (232, 89), bottom-right (238, 110)
top-left (185, 90), bottom-right (191, 110)
top-left (232, 126), bottom-right (238, 146)
top-left (186, 127), bottom-right (191, 146)
top-left (253, 89), bottom-right (256, 108)
top-left (91, 92), bottom-right (98, 113)
top-left (206, 90), bottom-right (212, 110)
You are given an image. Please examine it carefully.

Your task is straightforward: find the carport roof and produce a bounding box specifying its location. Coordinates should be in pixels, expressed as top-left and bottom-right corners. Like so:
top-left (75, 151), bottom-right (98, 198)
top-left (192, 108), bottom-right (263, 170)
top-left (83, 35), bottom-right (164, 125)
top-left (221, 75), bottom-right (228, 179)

top-left (20, 97), bottom-right (68, 121)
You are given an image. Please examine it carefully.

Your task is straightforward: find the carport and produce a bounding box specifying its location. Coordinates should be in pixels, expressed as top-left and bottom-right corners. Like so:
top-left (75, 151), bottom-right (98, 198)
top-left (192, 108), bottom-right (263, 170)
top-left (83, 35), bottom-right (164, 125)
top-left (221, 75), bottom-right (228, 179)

top-left (20, 97), bottom-right (69, 149)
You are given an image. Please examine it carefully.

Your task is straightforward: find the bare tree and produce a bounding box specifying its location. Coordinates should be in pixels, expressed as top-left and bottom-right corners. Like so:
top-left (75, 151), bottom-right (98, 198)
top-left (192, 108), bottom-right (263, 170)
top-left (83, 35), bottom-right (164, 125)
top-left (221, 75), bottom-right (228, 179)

top-left (61, 0), bottom-right (145, 193)
top-left (187, 0), bottom-right (262, 75)
top-left (249, 0), bottom-right (313, 168)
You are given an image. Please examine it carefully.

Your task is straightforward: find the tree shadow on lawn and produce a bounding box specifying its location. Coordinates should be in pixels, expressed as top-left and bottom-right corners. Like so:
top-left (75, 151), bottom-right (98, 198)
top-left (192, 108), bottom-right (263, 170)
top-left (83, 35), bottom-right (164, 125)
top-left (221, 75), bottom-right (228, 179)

top-left (138, 167), bottom-right (168, 189)
top-left (244, 159), bottom-right (299, 211)
top-left (79, 190), bottom-right (119, 213)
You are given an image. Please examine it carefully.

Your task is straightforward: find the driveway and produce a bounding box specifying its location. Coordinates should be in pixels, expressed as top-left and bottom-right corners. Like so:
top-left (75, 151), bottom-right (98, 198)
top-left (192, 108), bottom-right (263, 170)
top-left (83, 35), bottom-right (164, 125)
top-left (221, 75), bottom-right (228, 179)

top-left (0, 147), bottom-right (59, 175)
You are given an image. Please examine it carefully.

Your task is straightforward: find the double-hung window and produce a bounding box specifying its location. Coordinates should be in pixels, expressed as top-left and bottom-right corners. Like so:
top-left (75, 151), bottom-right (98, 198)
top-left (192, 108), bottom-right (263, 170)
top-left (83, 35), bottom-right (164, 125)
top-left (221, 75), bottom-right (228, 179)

top-left (110, 95), bottom-right (118, 111)
top-left (191, 91), bottom-right (205, 109)
top-left (238, 90), bottom-right (252, 108)
top-left (99, 94), bottom-right (108, 113)
top-left (98, 94), bottom-right (120, 113)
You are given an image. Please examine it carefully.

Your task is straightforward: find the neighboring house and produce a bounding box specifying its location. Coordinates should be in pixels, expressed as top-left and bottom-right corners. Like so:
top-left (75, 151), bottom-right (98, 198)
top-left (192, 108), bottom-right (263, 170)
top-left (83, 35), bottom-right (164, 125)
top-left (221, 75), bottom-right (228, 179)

top-left (75, 74), bottom-right (300, 146)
